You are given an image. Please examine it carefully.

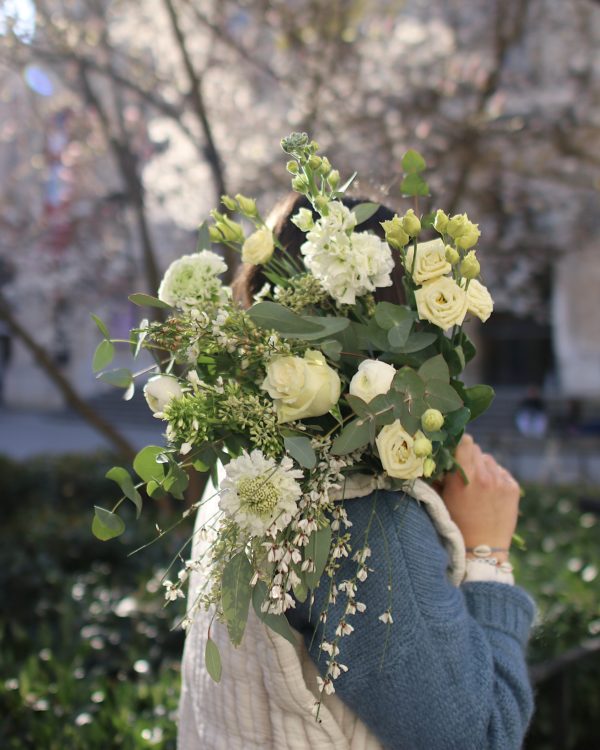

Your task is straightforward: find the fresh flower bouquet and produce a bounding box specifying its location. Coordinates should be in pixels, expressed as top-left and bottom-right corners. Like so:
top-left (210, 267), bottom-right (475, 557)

top-left (92, 132), bottom-right (495, 694)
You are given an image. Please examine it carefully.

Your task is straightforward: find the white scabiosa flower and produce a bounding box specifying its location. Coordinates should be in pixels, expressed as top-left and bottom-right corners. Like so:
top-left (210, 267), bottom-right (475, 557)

top-left (300, 201), bottom-right (393, 305)
top-left (157, 250), bottom-right (229, 312)
top-left (219, 450), bottom-right (304, 536)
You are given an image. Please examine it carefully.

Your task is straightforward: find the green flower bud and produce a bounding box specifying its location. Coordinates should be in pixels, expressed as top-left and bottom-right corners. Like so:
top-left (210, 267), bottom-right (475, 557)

top-left (234, 193), bottom-right (258, 217)
top-left (413, 433), bottom-right (433, 457)
top-left (446, 213), bottom-right (480, 249)
top-left (381, 215), bottom-right (409, 250)
top-left (221, 194), bottom-right (237, 211)
top-left (208, 225), bottom-right (223, 242)
top-left (423, 457), bottom-right (436, 478)
top-left (314, 195), bottom-right (330, 215)
top-left (309, 140), bottom-right (319, 153)
top-left (286, 160), bottom-right (299, 174)
top-left (328, 169), bottom-right (340, 190)
top-left (292, 175), bottom-right (309, 193)
top-left (401, 208), bottom-right (421, 237)
top-left (445, 245), bottom-right (460, 265)
top-left (421, 408), bottom-right (444, 432)
top-left (460, 250), bottom-right (480, 280)
top-left (319, 157), bottom-right (332, 176)
top-left (213, 216), bottom-right (245, 244)
top-left (308, 155), bottom-right (322, 170)
top-left (433, 209), bottom-right (449, 234)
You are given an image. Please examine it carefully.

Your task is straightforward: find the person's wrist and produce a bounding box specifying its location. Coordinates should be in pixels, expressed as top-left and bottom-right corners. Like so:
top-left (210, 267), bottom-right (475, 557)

top-left (464, 544), bottom-right (511, 565)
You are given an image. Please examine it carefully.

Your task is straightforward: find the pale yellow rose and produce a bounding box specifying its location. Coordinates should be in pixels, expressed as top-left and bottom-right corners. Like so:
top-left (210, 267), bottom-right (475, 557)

top-left (414, 276), bottom-right (468, 330)
top-left (405, 239), bottom-right (452, 284)
top-left (376, 420), bottom-right (425, 479)
top-left (241, 228), bottom-right (274, 265)
top-left (262, 350), bottom-right (341, 423)
top-left (349, 359), bottom-right (396, 403)
top-left (463, 279), bottom-right (494, 322)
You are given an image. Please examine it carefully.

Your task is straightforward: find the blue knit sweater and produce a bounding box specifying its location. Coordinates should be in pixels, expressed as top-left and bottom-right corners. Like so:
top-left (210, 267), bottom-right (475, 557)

top-left (287, 490), bottom-right (535, 750)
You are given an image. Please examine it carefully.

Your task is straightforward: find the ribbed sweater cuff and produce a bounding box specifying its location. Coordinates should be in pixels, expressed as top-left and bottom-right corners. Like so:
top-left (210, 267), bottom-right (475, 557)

top-left (462, 582), bottom-right (536, 647)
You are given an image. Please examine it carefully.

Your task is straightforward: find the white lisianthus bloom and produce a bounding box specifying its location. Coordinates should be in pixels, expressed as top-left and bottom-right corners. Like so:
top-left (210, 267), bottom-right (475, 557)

top-left (462, 279), bottom-right (494, 322)
top-left (290, 207), bottom-right (315, 232)
top-left (157, 250), bottom-right (228, 312)
top-left (301, 203), bottom-right (394, 304)
top-left (349, 359), bottom-right (396, 403)
top-left (241, 228), bottom-right (274, 265)
top-left (262, 350), bottom-right (341, 423)
top-left (219, 450), bottom-right (304, 536)
top-left (143, 375), bottom-right (184, 416)
top-left (405, 239), bottom-right (452, 285)
top-left (376, 420), bottom-right (425, 479)
top-left (414, 276), bottom-right (468, 331)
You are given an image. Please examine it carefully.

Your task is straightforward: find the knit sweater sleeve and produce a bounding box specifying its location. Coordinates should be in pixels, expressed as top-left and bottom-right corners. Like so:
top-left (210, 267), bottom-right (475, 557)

top-left (287, 489), bottom-right (535, 750)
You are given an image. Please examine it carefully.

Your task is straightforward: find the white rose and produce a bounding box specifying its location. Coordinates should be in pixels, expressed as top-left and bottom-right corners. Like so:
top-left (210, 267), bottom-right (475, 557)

top-left (405, 238), bottom-right (452, 285)
top-left (262, 350), bottom-right (341, 424)
top-left (414, 276), bottom-right (468, 331)
top-left (463, 279), bottom-right (493, 322)
top-left (376, 420), bottom-right (425, 480)
top-left (349, 359), bottom-right (396, 403)
top-left (241, 228), bottom-right (274, 265)
top-left (144, 375), bottom-right (184, 415)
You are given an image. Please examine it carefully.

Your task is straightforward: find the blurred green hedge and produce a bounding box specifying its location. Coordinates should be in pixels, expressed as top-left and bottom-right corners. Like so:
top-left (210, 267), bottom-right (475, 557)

top-left (0, 453), bottom-right (598, 749)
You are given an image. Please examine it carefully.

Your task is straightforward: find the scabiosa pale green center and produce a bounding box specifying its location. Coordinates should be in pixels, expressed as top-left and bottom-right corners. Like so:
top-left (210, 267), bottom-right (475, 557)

top-left (237, 476), bottom-right (280, 517)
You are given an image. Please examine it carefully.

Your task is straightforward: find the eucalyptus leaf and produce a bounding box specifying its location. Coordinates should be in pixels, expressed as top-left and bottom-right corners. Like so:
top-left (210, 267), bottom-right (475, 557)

top-left (388, 319), bottom-right (413, 348)
top-left (352, 202), bottom-right (380, 225)
top-left (106, 466), bottom-right (142, 518)
top-left (205, 638), bottom-right (222, 683)
top-left (304, 526), bottom-right (333, 589)
top-left (129, 293), bottom-right (172, 309)
top-left (464, 384), bottom-right (495, 421)
top-left (331, 418), bottom-right (372, 455)
top-left (320, 339), bottom-right (342, 361)
top-left (284, 436), bottom-right (316, 469)
top-left (252, 581), bottom-right (297, 646)
top-left (345, 394), bottom-right (370, 417)
top-left (247, 302), bottom-right (323, 335)
top-left (424, 380), bottom-right (463, 413)
top-left (92, 506), bottom-right (125, 541)
top-left (91, 313), bottom-right (110, 339)
top-left (221, 552), bottom-right (253, 646)
top-left (164, 461), bottom-right (189, 500)
top-left (98, 368), bottom-right (133, 389)
top-left (133, 446), bottom-right (166, 484)
top-left (443, 406), bottom-right (471, 435)
top-left (400, 173), bottom-right (430, 197)
top-left (92, 340), bottom-right (115, 372)
top-left (296, 316), bottom-right (349, 340)
top-left (419, 354), bottom-right (450, 384)
top-left (374, 302), bottom-right (413, 331)
top-left (392, 367), bottom-right (425, 397)
top-left (395, 332), bottom-right (437, 353)
top-left (462, 333), bottom-right (477, 363)
top-left (402, 149), bottom-right (426, 174)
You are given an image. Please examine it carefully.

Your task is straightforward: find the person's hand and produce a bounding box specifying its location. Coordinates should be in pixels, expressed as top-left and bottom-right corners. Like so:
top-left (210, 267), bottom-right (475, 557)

top-left (441, 435), bottom-right (521, 562)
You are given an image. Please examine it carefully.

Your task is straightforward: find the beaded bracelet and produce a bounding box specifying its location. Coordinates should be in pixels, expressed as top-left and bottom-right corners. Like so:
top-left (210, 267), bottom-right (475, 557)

top-left (465, 544), bottom-right (509, 558)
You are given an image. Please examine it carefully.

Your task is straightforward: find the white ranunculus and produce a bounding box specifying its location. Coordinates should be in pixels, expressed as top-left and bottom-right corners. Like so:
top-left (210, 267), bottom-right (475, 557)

top-left (405, 238), bottom-right (452, 285)
top-left (414, 276), bottom-right (468, 330)
top-left (157, 250), bottom-right (228, 312)
top-left (376, 420), bottom-right (425, 480)
top-left (144, 375), bottom-right (184, 416)
top-left (241, 228), bottom-right (274, 265)
top-left (349, 360), bottom-right (396, 403)
top-left (262, 350), bottom-right (341, 423)
top-left (463, 279), bottom-right (494, 322)
top-left (219, 450), bottom-right (304, 536)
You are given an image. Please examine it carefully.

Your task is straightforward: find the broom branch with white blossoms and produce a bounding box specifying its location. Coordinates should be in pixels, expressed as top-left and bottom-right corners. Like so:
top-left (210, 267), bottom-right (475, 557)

top-left (91, 132), bottom-right (495, 701)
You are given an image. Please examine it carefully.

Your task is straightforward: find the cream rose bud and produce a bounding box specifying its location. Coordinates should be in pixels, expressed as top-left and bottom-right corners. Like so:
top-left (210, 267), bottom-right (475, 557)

top-left (460, 250), bottom-right (480, 279)
top-left (433, 209), bottom-right (449, 234)
top-left (349, 359), bottom-right (396, 403)
top-left (446, 213), bottom-right (480, 250)
top-left (262, 350), bottom-right (341, 423)
top-left (241, 228), bottom-right (274, 265)
top-left (144, 375), bottom-right (184, 415)
top-left (291, 208), bottom-right (314, 232)
top-left (463, 279), bottom-right (494, 322)
top-left (423, 457), bottom-right (436, 478)
top-left (401, 208), bottom-right (421, 237)
top-left (381, 215), bottom-right (409, 250)
top-left (414, 276), bottom-right (468, 331)
top-left (421, 408), bottom-right (444, 432)
top-left (445, 245), bottom-right (460, 265)
top-left (413, 432), bottom-right (433, 457)
top-left (405, 239), bottom-right (452, 285)
top-left (376, 421), bottom-right (425, 479)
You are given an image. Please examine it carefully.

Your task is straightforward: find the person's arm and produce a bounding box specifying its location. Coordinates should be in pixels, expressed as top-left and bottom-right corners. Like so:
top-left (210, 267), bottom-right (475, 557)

top-left (288, 486), bottom-right (534, 750)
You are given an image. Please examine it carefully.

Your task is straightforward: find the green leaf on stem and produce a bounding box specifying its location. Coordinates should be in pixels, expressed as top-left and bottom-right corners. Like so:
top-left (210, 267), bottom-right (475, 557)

top-left (374, 302), bottom-right (413, 330)
top-left (91, 313), bottom-right (110, 339)
top-left (388, 319), bottom-right (413, 348)
top-left (419, 354), bottom-right (450, 383)
top-left (345, 394), bottom-right (370, 418)
top-left (92, 340), bottom-right (115, 372)
top-left (400, 173), bottom-right (430, 197)
top-left (92, 506), bottom-right (126, 541)
top-left (394, 332), bottom-right (437, 353)
top-left (424, 380), bottom-right (463, 413)
top-left (331, 418), bottom-right (372, 455)
top-left (252, 581), bottom-right (297, 646)
top-left (299, 316), bottom-right (350, 340)
top-left (352, 202), bottom-right (380, 225)
top-left (221, 552), bottom-right (253, 646)
top-left (133, 446), bottom-right (166, 484)
top-left (284, 436), bottom-right (316, 469)
top-left (402, 149), bottom-right (426, 174)
top-left (304, 525), bottom-right (333, 589)
top-left (128, 293), bottom-right (172, 310)
top-left (320, 339), bottom-right (343, 361)
top-left (98, 368), bottom-right (133, 389)
top-left (205, 638), bottom-right (222, 683)
top-left (164, 461), bottom-right (189, 500)
top-left (106, 466), bottom-right (143, 517)
top-left (463, 384), bottom-right (495, 420)
top-left (247, 302), bottom-right (323, 335)
top-left (443, 406), bottom-right (471, 435)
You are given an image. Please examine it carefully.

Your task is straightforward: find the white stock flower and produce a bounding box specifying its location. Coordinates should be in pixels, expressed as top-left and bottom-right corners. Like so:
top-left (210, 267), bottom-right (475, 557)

top-left (291, 207), bottom-right (315, 232)
top-left (405, 238), bottom-right (452, 285)
top-left (262, 350), bottom-right (341, 424)
top-left (376, 420), bottom-right (425, 480)
top-left (241, 228), bottom-right (274, 265)
top-left (143, 375), bottom-right (184, 415)
top-left (157, 250), bottom-right (228, 312)
top-left (219, 450), bottom-right (304, 536)
top-left (349, 359), bottom-right (396, 403)
top-left (462, 279), bottom-right (494, 322)
top-left (414, 276), bottom-right (468, 331)
top-left (300, 202), bottom-right (393, 304)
